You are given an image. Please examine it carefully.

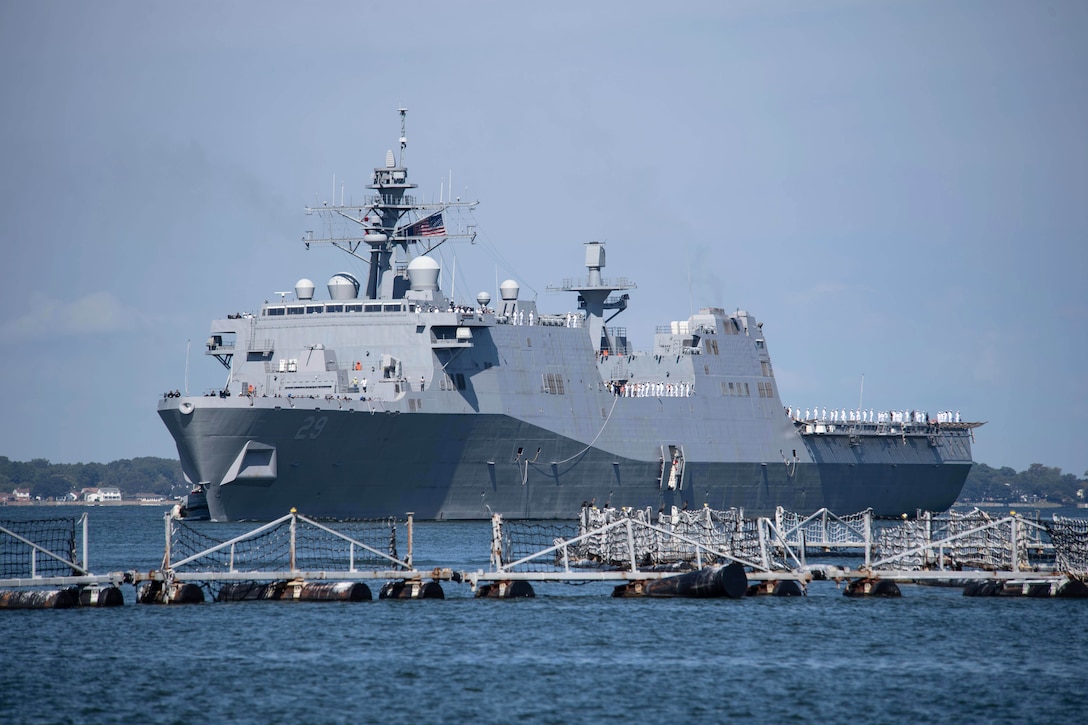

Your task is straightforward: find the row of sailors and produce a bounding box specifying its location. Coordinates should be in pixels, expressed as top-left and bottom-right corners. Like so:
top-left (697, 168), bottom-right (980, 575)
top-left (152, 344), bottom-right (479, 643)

top-left (505, 310), bottom-right (583, 327)
top-left (785, 407), bottom-right (961, 424)
top-left (608, 380), bottom-right (694, 397)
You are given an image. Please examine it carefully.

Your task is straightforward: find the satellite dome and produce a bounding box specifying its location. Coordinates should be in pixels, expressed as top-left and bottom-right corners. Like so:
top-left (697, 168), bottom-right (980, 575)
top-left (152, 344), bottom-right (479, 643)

top-left (476, 291), bottom-right (491, 308)
top-left (407, 256), bottom-right (440, 291)
top-left (499, 279), bottom-right (519, 301)
top-left (327, 273), bottom-right (360, 300)
top-left (295, 278), bottom-right (315, 301)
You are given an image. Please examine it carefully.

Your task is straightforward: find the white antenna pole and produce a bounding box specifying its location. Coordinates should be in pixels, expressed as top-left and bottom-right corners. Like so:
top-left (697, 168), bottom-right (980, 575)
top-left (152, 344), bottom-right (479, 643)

top-left (451, 254), bottom-right (457, 305)
top-left (185, 339), bottom-right (191, 396)
top-left (332, 174), bottom-right (335, 205)
top-left (858, 373), bottom-right (865, 412)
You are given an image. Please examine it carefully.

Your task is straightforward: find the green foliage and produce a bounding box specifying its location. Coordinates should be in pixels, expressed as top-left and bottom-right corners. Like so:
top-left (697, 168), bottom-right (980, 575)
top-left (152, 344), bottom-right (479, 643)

top-left (960, 462), bottom-right (1085, 504)
top-left (32, 475), bottom-right (74, 500)
top-left (1, 456), bottom-right (186, 499)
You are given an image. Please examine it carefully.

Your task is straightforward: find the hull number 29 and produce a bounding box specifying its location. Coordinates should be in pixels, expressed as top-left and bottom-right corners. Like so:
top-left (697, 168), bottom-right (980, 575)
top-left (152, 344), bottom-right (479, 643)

top-left (294, 416), bottom-right (328, 440)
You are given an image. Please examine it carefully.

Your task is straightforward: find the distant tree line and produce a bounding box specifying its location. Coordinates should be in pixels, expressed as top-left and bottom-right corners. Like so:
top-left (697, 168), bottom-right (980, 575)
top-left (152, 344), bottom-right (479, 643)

top-left (0, 456), bottom-right (187, 501)
top-left (958, 463), bottom-right (1086, 505)
top-left (1, 455), bottom-right (1085, 505)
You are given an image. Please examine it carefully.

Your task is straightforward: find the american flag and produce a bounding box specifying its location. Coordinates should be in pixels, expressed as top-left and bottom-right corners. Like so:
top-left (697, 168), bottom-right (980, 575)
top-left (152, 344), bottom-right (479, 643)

top-left (402, 212), bottom-right (446, 238)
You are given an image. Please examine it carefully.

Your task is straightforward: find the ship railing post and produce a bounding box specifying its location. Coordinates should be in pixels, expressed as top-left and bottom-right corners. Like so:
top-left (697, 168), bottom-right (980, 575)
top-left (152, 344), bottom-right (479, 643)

top-left (925, 512), bottom-right (933, 568)
top-left (406, 512), bottom-right (414, 570)
top-left (80, 512), bottom-right (89, 574)
top-left (1010, 515), bottom-right (1018, 572)
top-left (626, 518), bottom-right (638, 573)
top-left (163, 512), bottom-right (172, 570)
top-left (289, 508), bottom-right (297, 573)
top-left (799, 529), bottom-right (807, 569)
top-left (758, 518), bottom-right (770, 571)
top-left (864, 510), bottom-right (871, 569)
top-left (490, 513), bottom-right (504, 571)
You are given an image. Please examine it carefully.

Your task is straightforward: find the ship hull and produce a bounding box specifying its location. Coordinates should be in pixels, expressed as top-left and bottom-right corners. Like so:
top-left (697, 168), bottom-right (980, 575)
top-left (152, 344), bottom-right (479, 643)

top-left (159, 398), bottom-right (972, 521)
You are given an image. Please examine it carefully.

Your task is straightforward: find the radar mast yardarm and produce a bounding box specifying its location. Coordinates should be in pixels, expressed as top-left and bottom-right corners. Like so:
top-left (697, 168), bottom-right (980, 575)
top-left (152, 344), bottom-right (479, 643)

top-left (302, 108), bottom-right (478, 301)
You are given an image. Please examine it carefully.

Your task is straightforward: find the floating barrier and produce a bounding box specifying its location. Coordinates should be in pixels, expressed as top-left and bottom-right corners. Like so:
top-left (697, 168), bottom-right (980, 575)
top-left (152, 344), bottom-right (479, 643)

top-left (844, 578), bottom-right (902, 598)
top-left (4, 508), bottom-right (1088, 608)
top-left (218, 581), bottom-right (289, 602)
top-left (137, 580), bottom-right (205, 605)
top-left (963, 577), bottom-right (1088, 598)
top-left (612, 562), bottom-right (748, 598)
top-left (476, 580), bottom-right (535, 599)
top-left (0, 586), bottom-right (80, 609)
top-left (212, 581), bottom-right (370, 601)
top-left (746, 579), bottom-right (806, 597)
top-left (77, 585), bottom-right (124, 607)
top-left (379, 580), bottom-right (444, 599)
top-left (297, 582), bottom-right (373, 601)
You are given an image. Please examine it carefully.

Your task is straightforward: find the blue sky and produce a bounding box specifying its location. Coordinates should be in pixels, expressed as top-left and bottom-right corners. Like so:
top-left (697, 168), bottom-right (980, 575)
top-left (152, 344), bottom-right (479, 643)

top-left (1, 1), bottom-right (1085, 477)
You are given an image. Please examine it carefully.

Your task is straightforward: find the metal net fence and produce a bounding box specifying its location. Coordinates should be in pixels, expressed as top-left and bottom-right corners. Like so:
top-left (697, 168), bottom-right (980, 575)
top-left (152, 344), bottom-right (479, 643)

top-left (167, 515), bottom-right (401, 574)
top-left (774, 507), bottom-right (872, 548)
top-left (497, 506), bottom-right (766, 572)
top-left (874, 509), bottom-right (1049, 571)
top-left (0, 516), bottom-right (79, 579)
top-left (1047, 516), bottom-right (1088, 575)
top-left (497, 520), bottom-right (582, 572)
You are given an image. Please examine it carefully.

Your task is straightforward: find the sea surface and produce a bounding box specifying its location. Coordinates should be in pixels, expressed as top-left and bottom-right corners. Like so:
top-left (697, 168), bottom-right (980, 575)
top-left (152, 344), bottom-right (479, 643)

top-left (1, 504), bottom-right (1086, 724)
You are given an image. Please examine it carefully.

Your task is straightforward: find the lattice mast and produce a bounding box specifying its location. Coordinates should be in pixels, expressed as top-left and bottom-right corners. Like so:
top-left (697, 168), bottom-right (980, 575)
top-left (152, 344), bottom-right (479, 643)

top-left (303, 108), bottom-right (478, 300)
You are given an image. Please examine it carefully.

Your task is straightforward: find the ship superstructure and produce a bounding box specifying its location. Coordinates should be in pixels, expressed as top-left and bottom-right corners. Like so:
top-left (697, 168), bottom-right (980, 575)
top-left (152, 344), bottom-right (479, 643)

top-left (158, 111), bottom-right (980, 522)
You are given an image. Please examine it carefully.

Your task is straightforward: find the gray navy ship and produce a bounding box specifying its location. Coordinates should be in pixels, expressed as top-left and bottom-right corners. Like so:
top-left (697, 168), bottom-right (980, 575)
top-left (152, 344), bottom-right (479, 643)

top-left (158, 109), bottom-right (981, 522)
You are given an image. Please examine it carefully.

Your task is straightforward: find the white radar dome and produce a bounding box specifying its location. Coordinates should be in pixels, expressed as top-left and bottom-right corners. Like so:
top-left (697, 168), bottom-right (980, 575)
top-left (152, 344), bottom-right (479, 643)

top-left (499, 279), bottom-right (520, 301)
top-left (327, 273), bottom-right (361, 300)
top-left (295, 278), bottom-right (315, 301)
top-left (476, 292), bottom-right (491, 308)
top-left (407, 256), bottom-right (440, 291)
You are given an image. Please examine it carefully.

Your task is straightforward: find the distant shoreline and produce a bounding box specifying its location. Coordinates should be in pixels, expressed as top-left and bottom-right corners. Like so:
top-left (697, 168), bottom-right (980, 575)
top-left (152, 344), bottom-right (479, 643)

top-left (958, 501), bottom-right (1065, 509)
top-left (1, 500), bottom-right (174, 507)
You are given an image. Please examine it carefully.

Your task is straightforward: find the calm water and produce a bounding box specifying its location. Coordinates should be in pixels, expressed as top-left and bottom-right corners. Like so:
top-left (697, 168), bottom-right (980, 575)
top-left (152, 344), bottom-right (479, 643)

top-left (2, 505), bottom-right (1086, 724)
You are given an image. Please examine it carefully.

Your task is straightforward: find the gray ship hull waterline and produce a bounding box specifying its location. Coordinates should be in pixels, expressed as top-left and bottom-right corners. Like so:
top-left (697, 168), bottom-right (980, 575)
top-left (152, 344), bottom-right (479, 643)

top-left (158, 110), bottom-right (980, 522)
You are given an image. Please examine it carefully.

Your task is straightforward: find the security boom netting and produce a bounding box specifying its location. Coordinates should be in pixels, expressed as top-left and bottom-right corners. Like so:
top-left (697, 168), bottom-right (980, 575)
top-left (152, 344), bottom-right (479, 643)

top-left (875, 509), bottom-right (1061, 571)
top-left (167, 515), bottom-right (401, 574)
top-left (0, 516), bottom-right (80, 578)
top-left (497, 507), bottom-right (767, 572)
top-left (1047, 516), bottom-right (1088, 575)
top-left (774, 507), bottom-right (872, 548)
